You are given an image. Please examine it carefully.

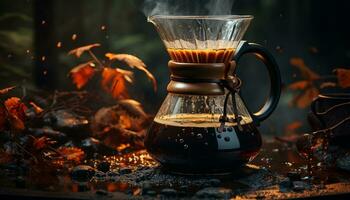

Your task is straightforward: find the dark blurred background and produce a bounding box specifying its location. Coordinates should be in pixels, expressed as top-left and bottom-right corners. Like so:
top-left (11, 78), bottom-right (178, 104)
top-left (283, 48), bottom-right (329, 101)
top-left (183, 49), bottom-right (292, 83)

top-left (0, 0), bottom-right (350, 136)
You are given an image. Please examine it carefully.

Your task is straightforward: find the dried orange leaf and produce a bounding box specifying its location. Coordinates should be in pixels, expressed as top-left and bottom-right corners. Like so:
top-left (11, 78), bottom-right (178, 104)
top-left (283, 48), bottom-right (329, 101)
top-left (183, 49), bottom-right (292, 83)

top-left (57, 147), bottom-right (84, 162)
top-left (294, 87), bottom-right (319, 109)
top-left (69, 61), bottom-right (96, 89)
top-left (4, 97), bottom-right (27, 131)
top-left (334, 68), bottom-right (350, 88)
top-left (285, 121), bottom-right (303, 133)
top-left (33, 136), bottom-right (51, 150)
top-left (290, 57), bottom-right (320, 80)
top-left (29, 102), bottom-right (44, 114)
top-left (288, 80), bottom-right (309, 90)
top-left (101, 68), bottom-right (128, 99)
top-left (68, 43), bottom-right (101, 58)
top-left (105, 53), bottom-right (157, 91)
top-left (0, 86), bottom-right (16, 95)
top-left (105, 53), bottom-right (146, 69)
top-left (116, 68), bottom-right (134, 83)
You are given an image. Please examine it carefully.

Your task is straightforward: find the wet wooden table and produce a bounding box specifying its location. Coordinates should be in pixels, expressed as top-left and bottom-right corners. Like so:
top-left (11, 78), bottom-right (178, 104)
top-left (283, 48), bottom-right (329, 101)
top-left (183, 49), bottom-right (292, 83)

top-left (1, 140), bottom-right (350, 199)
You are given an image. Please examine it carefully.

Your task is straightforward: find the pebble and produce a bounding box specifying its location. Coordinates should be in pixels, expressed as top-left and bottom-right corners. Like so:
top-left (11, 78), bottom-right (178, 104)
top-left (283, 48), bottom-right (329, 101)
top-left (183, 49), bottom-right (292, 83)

top-left (161, 188), bottom-right (177, 196)
top-left (336, 154), bottom-right (350, 171)
top-left (71, 165), bottom-right (95, 181)
top-left (146, 190), bottom-right (157, 196)
top-left (94, 171), bottom-right (106, 180)
top-left (119, 167), bottom-right (132, 175)
top-left (95, 189), bottom-right (108, 196)
top-left (97, 161), bottom-right (110, 173)
top-left (195, 187), bottom-right (232, 199)
top-left (292, 181), bottom-right (311, 192)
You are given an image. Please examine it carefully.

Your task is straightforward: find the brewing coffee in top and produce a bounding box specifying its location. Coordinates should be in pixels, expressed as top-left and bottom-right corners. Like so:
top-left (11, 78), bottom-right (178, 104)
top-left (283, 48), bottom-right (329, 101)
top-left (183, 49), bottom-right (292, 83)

top-left (145, 15), bottom-right (282, 174)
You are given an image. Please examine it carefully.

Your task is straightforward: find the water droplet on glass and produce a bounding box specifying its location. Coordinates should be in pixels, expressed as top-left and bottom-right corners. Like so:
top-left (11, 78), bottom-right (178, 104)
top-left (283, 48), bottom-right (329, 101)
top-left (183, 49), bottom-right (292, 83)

top-left (179, 139), bottom-right (184, 143)
top-left (183, 144), bottom-right (188, 149)
top-left (196, 133), bottom-right (203, 139)
top-left (182, 128), bottom-right (186, 133)
top-left (190, 132), bottom-right (195, 136)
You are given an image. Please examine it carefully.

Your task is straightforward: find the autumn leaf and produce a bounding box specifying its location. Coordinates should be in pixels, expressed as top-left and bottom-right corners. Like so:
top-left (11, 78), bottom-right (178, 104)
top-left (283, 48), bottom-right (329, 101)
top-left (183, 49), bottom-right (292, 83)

top-left (29, 102), bottom-right (44, 114)
top-left (68, 43), bottom-right (101, 58)
top-left (334, 68), bottom-right (350, 88)
top-left (57, 147), bottom-right (84, 163)
top-left (33, 136), bottom-right (52, 150)
top-left (292, 87), bottom-right (319, 109)
top-left (288, 80), bottom-right (309, 90)
top-left (285, 121), bottom-right (303, 134)
top-left (4, 97), bottom-right (27, 131)
top-left (105, 53), bottom-right (157, 91)
top-left (69, 61), bottom-right (96, 89)
top-left (101, 68), bottom-right (128, 99)
top-left (290, 58), bottom-right (320, 80)
top-left (0, 86), bottom-right (15, 95)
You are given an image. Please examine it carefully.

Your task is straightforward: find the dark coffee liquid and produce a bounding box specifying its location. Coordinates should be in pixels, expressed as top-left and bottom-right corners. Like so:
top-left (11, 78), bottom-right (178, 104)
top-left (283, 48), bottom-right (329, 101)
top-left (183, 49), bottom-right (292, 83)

top-left (145, 119), bottom-right (261, 173)
top-left (167, 48), bottom-right (235, 63)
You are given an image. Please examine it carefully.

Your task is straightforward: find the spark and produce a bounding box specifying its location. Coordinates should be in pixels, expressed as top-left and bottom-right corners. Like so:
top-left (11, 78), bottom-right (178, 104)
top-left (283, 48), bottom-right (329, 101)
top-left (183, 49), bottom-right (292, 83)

top-left (43, 70), bottom-right (48, 75)
top-left (57, 42), bottom-right (62, 48)
top-left (101, 25), bottom-right (106, 31)
top-left (72, 34), bottom-right (77, 41)
top-left (41, 20), bottom-right (46, 25)
top-left (41, 56), bottom-right (46, 61)
top-left (26, 49), bottom-right (30, 54)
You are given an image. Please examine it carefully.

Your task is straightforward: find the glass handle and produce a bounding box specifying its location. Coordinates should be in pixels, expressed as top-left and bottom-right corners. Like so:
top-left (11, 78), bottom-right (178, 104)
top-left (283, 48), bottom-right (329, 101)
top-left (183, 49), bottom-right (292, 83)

top-left (234, 41), bottom-right (282, 123)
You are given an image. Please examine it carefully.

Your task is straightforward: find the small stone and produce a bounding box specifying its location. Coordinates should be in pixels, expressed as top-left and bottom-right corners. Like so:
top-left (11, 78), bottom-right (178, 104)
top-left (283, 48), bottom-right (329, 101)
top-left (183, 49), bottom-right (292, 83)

top-left (119, 167), bottom-right (132, 175)
top-left (106, 171), bottom-right (118, 177)
top-left (97, 161), bottom-right (110, 173)
top-left (209, 178), bottom-right (221, 187)
top-left (336, 154), bottom-right (350, 171)
top-left (96, 189), bottom-right (108, 195)
top-left (71, 165), bottom-right (95, 181)
top-left (279, 178), bottom-right (291, 192)
top-left (161, 188), bottom-right (177, 196)
top-left (287, 171), bottom-right (301, 181)
top-left (142, 181), bottom-right (152, 191)
top-left (195, 187), bottom-right (232, 199)
top-left (94, 171), bottom-right (106, 180)
top-left (292, 181), bottom-right (310, 192)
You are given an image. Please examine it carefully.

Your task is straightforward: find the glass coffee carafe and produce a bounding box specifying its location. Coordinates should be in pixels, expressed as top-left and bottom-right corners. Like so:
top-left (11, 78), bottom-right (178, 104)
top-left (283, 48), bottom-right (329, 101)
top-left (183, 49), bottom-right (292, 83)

top-left (145, 15), bottom-right (282, 174)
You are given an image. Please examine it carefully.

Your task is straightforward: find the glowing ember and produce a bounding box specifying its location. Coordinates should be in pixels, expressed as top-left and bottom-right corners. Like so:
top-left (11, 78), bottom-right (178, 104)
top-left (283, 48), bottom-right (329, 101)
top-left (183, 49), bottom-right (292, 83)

top-left (72, 34), bottom-right (77, 40)
top-left (101, 25), bottom-right (106, 30)
top-left (57, 42), bottom-right (62, 48)
top-left (41, 56), bottom-right (46, 61)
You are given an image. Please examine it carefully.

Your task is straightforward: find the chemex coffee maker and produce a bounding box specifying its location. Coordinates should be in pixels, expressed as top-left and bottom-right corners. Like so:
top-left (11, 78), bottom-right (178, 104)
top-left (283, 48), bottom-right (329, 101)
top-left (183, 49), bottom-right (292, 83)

top-left (145, 15), bottom-right (282, 174)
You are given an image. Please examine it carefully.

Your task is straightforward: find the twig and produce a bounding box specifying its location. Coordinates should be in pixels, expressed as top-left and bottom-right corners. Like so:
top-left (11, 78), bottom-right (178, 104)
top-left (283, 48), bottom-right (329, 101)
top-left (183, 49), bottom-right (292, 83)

top-left (88, 50), bottom-right (104, 68)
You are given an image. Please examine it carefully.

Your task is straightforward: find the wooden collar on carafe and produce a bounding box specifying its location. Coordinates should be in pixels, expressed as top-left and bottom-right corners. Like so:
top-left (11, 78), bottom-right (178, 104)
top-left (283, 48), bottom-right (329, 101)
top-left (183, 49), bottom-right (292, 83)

top-left (167, 60), bottom-right (240, 95)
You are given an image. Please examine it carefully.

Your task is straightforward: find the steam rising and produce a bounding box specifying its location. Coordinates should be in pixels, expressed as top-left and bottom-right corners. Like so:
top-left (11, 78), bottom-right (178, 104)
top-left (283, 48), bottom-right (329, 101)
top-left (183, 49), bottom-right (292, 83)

top-left (142, 0), bottom-right (235, 16)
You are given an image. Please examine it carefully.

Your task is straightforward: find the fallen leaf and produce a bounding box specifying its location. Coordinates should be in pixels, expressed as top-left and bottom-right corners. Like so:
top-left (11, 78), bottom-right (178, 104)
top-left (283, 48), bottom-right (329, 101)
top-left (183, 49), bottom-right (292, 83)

top-left (101, 68), bottom-right (128, 99)
top-left (69, 61), bottom-right (96, 89)
top-left (334, 68), bottom-right (350, 88)
top-left (29, 102), bottom-right (44, 114)
top-left (105, 53), bottom-right (157, 91)
top-left (4, 97), bottom-right (27, 131)
top-left (33, 136), bottom-right (51, 150)
top-left (0, 86), bottom-right (16, 95)
top-left (290, 58), bottom-right (320, 80)
top-left (57, 147), bottom-right (84, 163)
top-left (68, 43), bottom-right (101, 58)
